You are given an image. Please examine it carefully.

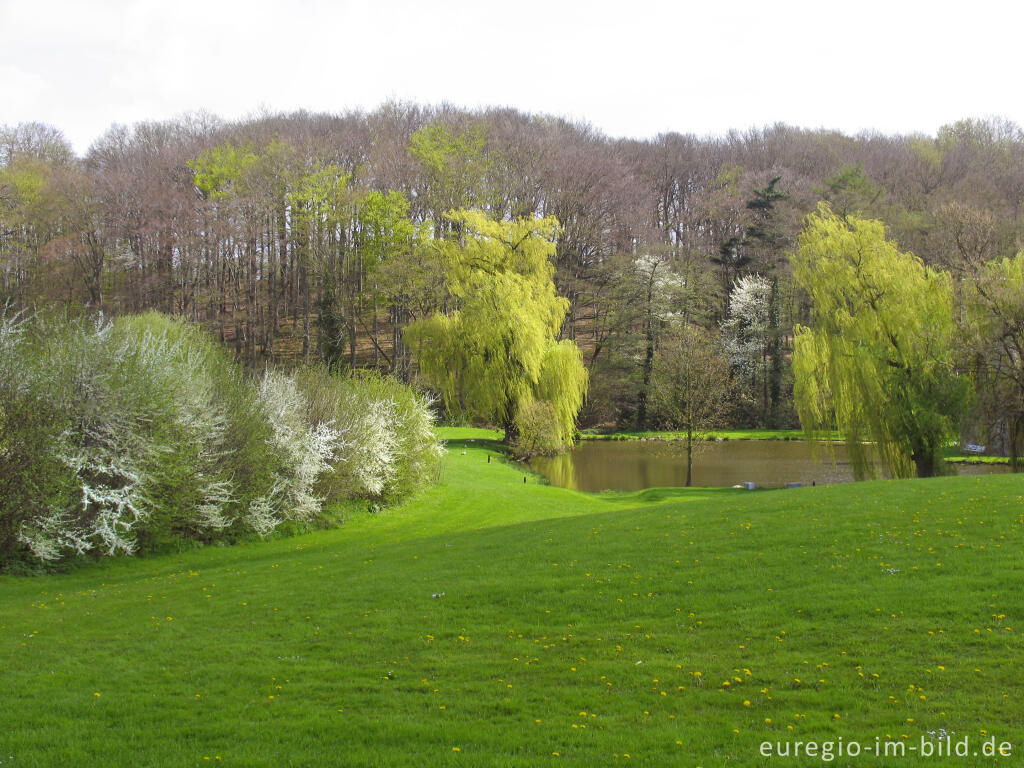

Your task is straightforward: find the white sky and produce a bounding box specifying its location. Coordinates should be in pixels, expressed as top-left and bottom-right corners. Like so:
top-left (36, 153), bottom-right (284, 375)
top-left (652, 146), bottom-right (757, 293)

top-left (2, 0), bottom-right (1022, 155)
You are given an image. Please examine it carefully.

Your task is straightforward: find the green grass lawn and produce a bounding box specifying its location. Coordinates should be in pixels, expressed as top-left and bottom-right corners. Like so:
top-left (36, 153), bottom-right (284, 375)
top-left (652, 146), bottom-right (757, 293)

top-left (1, 427), bottom-right (1022, 766)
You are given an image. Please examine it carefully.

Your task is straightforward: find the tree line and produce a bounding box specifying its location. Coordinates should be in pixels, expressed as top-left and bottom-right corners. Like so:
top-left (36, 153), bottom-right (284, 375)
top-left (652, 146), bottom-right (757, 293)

top-left (2, 106), bottom-right (1023, 449)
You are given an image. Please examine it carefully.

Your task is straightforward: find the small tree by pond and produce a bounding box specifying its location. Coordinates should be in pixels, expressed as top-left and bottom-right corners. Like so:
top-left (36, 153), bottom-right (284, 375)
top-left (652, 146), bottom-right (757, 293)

top-left (651, 324), bottom-right (733, 486)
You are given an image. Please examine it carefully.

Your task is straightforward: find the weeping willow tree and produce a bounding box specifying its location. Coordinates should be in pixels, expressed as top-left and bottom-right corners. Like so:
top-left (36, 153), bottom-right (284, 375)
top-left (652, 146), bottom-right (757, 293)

top-left (792, 204), bottom-right (971, 479)
top-left (405, 210), bottom-right (588, 449)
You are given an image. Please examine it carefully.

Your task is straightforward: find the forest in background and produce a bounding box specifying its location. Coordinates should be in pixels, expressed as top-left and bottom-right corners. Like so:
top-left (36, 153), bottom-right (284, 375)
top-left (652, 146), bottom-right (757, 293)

top-left (2, 105), bottom-right (1023, 435)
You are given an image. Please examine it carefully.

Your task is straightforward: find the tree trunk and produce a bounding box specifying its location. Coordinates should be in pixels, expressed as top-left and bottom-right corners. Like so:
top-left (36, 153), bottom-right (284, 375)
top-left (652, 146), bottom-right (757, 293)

top-left (1010, 414), bottom-right (1023, 473)
top-left (503, 417), bottom-right (519, 446)
top-left (372, 290), bottom-right (379, 368)
top-left (685, 427), bottom-right (693, 487)
top-left (912, 451), bottom-right (937, 478)
top-left (301, 255), bottom-right (310, 364)
top-left (636, 281), bottom-right (656, 429)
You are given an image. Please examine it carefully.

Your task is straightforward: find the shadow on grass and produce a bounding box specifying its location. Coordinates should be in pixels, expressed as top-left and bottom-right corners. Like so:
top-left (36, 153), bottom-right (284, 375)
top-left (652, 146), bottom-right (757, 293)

top-left (443, 438), bottom-right (509, 453)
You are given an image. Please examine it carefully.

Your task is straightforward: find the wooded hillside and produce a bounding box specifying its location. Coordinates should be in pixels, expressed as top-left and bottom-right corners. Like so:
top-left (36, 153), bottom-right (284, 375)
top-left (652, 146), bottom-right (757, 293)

top-left (2, 107), bottom-right (1022, 430)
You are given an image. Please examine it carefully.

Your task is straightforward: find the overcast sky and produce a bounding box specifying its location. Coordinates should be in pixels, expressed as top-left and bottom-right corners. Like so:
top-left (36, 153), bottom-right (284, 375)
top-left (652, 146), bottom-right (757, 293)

top-left (2, 0), bottom-right (1021, 155)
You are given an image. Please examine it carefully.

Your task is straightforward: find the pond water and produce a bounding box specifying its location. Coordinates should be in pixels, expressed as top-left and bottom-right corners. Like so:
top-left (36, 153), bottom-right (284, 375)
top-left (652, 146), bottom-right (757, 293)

top-left (527, 439), bottom-right (1007, 492)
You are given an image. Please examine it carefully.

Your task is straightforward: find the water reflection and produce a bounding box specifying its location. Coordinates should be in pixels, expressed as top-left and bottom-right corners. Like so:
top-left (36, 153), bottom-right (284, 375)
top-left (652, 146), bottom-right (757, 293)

top-left (527, 439), bottom-right (1007, 492)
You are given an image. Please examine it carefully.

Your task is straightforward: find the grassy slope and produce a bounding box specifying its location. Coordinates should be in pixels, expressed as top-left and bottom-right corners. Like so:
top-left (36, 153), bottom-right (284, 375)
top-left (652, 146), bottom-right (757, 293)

top-left (1, 428), bottom-right (1022, 767)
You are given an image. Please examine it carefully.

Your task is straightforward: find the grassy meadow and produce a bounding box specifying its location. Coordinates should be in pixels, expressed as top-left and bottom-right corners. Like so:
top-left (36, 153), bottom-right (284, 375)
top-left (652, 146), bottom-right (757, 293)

top-left (1, 427), bottom-right (1022, 766)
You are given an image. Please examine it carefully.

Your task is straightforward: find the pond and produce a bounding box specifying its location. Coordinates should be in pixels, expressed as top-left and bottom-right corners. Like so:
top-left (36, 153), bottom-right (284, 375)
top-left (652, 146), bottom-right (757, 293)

top-left (526, 439), bottom-right (1008, 492)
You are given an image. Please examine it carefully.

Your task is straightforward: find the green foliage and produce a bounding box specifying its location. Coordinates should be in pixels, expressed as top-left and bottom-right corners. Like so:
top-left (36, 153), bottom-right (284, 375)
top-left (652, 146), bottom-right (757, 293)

top-left (744, 176), bottom-right (790, 256)
top-left (0, 311), bottom-right (69, 562)
top-left (405, 211), bottom-right (588, 447)
top-left (409, 122), bottom-right (489, 186)
top-left (288, 164), bottom-right (350, 230)
top-left (187, 144), bottom-right (259, 199)
top-left (817, 163), bottom-right (883, 218)
top-left (409, 122), bottom-right (491, 231)
top-left (792, 204), bottom-right (971, 478)
top-left (512, 398), bottom-right (565, 459)
top-left (369, 194), bottom-right (445, 324)
top-left (908, 136), bottom-right (946, 175)
top-left (712, 162), bottom-right (744, 191)
top-left (357, 190), bottom-right (415, 269)
top-left (0, 156), bottom-right (85, 305)
top-left (534, 340), bottom-right (589, 446)
top-left (316, 277), bottom-right (347, 365)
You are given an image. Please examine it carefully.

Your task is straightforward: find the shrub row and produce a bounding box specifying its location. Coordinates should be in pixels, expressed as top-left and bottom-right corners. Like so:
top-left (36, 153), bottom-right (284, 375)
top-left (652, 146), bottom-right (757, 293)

top-left (0, 311), bottom-right (442, 567)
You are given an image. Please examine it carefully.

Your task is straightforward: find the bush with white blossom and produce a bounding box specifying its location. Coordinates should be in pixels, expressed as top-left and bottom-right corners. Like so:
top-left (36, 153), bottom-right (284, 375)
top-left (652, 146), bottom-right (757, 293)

top-left (0, 311), bottom-right (442, 568)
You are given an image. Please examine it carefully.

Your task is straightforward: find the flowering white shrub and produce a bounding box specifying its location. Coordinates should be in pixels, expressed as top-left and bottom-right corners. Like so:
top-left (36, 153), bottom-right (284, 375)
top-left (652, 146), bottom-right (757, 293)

top-left (0, 313), bottom-right (240, 561)
top-left (0, 307), bottom-right (29, 398)
top-left (1, 312), bottom-right (442, 567)
top-left (340, 394), bottom-right (399, 497)
top-left (194, 479), bottom-right (236, 531)
top-left (13, 317), bottom-right (156, 559)
top-left (16, 510), bottom-right (81, 562)
top-left (243, 490), bottom-right (282, 539)
top-left (56, 432), bottom-right (152, 556)
top-left (392, 390), bottom-right (445, 493)
top-left (126, 323), bottom-right (237, 536)
top-left (248, 370), bottom-right (344, 534)
top-left (297, 367), bottom-right (443, 501)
